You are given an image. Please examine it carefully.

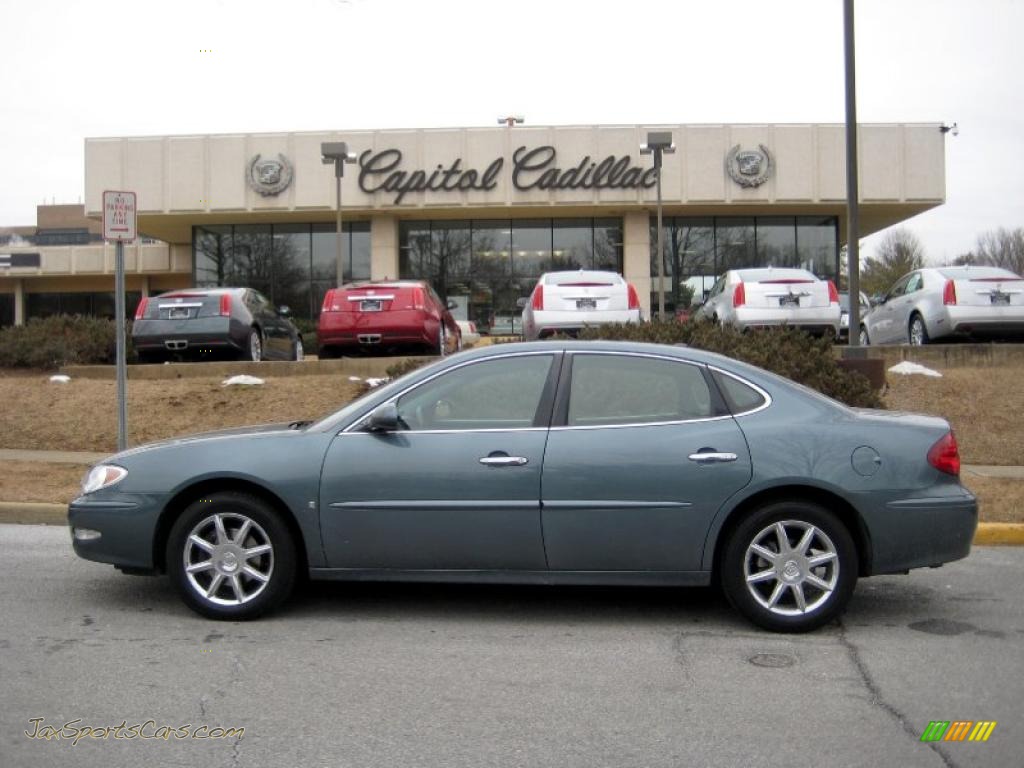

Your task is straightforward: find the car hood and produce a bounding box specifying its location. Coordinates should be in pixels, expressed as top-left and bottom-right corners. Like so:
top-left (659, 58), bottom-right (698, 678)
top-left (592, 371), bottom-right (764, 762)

top-left (103, 422), bottom-right (303, 463)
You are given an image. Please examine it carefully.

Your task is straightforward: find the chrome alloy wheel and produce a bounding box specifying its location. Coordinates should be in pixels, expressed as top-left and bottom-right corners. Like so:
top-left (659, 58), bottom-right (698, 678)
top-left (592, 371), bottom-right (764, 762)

top-left (250, 331), bottom-right (263, 361)
top-left (743, 520), bottom-right (839, 616)
top-left (183, 513), bottom-right (274, 606)
top-left (909, 317), bottom-right (926, 346)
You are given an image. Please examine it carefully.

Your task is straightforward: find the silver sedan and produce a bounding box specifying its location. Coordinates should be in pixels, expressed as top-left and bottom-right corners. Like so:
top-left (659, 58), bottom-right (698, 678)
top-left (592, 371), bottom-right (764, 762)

top-left (860, 266), bottom-right (1024, 345)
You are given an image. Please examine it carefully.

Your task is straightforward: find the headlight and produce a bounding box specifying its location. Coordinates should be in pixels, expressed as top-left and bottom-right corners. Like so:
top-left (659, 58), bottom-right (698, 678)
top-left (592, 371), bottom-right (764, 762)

top-left (81, 465), bottom-right (128, 495)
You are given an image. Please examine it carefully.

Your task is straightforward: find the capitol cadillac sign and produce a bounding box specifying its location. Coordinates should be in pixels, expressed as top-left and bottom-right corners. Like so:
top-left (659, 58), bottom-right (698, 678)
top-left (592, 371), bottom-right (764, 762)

top-left (246, 143), bottom-right (774, 202)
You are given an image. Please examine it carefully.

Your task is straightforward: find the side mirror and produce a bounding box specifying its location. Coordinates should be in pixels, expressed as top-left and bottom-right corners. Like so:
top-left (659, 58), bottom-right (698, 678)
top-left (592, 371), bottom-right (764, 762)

top-left (278, 305), bottom-right (291, 316)
top-left (366, 403), bottom-right (400, 432)
top-left (446, 299), bottom-right (458, 311)
top-left (869, 294), bottom-right (885, 307)
top-left (516, 297), bottom-right (528, 310)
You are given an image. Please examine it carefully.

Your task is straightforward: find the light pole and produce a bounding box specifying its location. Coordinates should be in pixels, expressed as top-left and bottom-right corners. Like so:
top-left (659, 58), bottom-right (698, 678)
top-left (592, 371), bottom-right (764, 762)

top-left (641, 131), bottom-right (675, 320)
top-left (321, 142), bottom-right (358, 287)
top-left (843, 0), bottom-right (861, 347)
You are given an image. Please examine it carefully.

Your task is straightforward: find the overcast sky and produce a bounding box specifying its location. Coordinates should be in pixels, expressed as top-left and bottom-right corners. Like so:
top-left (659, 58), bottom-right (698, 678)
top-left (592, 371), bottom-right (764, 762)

top-left (1, 0), bottom-right (1020, 263)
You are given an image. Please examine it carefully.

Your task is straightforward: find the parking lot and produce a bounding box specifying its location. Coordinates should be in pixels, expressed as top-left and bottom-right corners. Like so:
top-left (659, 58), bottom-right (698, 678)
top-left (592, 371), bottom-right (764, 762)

top-left (1, 524), bottom-right (1021, 768)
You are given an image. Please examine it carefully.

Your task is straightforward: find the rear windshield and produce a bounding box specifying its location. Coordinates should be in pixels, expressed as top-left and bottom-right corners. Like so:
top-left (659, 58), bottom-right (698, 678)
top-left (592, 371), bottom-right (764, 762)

top-left (938, 267), bottom-right (1021, 281)
top-left (545, 272), bottom-right (623, 286)
top-left (736, 268), bottom-right (817, 283)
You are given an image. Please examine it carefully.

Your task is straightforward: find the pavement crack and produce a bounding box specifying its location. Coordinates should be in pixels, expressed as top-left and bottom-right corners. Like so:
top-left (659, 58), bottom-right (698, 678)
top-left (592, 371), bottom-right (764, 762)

top-left (838, 619), bottom-right (958, 768)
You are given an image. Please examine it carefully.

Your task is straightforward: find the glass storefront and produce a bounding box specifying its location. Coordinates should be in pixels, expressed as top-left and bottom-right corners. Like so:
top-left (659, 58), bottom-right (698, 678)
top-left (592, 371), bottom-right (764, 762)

top-left (24, 292), bottom-right (141, 321)
top-left (0, 293), bottom-right (13, 327)
top-left (193, 222), bottom-right (371, 319)
top-left (400, 218), bottom-right (622, 334)
top-left (650, 215), bottom-right (838, 312)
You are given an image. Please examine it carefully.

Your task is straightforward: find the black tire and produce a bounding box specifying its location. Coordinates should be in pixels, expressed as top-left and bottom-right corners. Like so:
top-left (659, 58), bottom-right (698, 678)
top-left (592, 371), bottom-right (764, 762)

top-left (243, 328), bottom-right (263, 362)
top-left (858, 326), bottom-right (870, 346)
top-left (720, 500), bottom-right (857, 633)
top-left (293, 336), bottom-right (304, 361)
top-left (909, 313), bottom-right (930, 346)
top-left (317, 345), bottom-right (340, 360)
top-left (166, 492), bottom-right (297, 620)
top-left (136, 350), bottom-right (165, 365)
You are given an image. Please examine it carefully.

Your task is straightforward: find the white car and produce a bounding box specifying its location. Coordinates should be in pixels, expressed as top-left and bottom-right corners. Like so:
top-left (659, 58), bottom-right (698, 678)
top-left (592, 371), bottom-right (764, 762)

top-left (521, 270), bottom-right (642, 340)
top-left (860, 266), bottom-right (1024, 345)
top-left (455, 319), bottom-right (481, 347)
top-left (695, 268), bottom-right (841, 337)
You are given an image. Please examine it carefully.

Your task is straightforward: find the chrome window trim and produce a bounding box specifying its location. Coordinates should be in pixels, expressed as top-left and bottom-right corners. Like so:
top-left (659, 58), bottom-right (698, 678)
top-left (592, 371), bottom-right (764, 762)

top-left (707, 365), bottom-right (773, 417)
top-left (549, 415), bottom-right (735, 432)
top-left (341, 351), bottom-right (559, 435)
top-left (340, 427), bottom-right (549, 436)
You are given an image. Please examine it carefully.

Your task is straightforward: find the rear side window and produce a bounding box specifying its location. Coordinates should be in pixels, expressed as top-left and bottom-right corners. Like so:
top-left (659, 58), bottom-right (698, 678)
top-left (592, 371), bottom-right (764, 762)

top-left (567, 355), bottom-right (714, 426)
top-left (712, 371), bottom-right (767, 415)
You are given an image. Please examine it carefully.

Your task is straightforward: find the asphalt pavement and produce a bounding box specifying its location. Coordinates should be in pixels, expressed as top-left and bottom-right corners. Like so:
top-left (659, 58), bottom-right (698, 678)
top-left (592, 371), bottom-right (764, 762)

top-left (0, 524), bottom-right (1021, 768)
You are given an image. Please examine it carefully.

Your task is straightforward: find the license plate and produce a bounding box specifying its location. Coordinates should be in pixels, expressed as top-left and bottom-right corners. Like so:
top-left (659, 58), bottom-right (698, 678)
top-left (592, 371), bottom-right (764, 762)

top-left (779, 296), bottom-right (799, 307)
top-left (576, 298), bottom-right (597, 310)
top-left (991, 294), bottom-right (1010, 306)
top-left (360, 300), bottom-right (383, 312)
top-left (168, 307), bottom-right (190, 319)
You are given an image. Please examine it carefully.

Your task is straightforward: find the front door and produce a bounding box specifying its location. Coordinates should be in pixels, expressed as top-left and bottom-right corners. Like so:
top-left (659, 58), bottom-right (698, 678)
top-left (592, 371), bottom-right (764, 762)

top-left (540, 352), bottom-right (752, 572)
top-left (319, 353), bottom-right (559, 570)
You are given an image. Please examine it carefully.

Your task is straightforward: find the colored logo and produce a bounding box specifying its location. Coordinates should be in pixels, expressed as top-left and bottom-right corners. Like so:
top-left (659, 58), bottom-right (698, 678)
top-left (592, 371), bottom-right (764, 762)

top-left (920, 721), bottom-right (997, 742)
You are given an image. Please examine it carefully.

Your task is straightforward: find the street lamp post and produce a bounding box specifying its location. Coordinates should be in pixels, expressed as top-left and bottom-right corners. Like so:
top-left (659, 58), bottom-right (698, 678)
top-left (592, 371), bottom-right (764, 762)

top-left (843, 0), bottom-right (862, 347)
top-left (321, 142), bottom-right (358, 287)
top-left (641, 131), bottom-right (675, 320)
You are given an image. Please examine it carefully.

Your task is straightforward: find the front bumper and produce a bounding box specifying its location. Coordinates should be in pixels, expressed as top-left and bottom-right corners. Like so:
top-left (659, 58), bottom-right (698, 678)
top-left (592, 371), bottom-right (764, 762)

top-left (68, 493), bottom-right (166, 571)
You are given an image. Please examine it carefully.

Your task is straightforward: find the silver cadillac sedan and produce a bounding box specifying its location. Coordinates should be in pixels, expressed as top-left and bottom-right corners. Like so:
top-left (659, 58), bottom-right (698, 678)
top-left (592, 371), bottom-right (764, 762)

top-left (69, 341), bottom-right (976, 633)
top-left (860, 266), bottom-right (1024, 345)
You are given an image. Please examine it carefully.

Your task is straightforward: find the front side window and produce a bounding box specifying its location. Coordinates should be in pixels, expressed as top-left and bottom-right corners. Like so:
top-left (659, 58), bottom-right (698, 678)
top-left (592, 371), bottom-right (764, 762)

top-left (567, 355), bottom-right (714, 427)
top-left (396, 355), bottom-right (554, 431)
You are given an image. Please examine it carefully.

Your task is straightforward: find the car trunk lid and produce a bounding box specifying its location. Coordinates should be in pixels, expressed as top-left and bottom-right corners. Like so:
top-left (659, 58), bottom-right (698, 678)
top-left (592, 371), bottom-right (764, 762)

top-left (542, 273), bottom-right (626, 312)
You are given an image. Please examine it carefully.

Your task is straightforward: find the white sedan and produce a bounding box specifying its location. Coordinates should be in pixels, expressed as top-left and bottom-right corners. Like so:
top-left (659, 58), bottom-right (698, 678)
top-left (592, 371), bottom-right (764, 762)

top-left (695, 268), bottom-right (841, 337)
top-left (521, 271), bottom-right (642, 340)
top-left (455, 320), bottom-right (481, 347)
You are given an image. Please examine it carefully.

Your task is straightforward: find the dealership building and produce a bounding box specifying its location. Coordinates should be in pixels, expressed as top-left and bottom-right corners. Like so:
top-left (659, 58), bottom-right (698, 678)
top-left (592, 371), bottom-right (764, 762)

top-left (0, 123), bottom-right (947, 330)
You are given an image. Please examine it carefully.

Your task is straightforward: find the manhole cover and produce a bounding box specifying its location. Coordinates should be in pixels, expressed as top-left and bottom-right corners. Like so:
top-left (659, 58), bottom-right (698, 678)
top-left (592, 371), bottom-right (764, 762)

top-left (749, 653), bottom-right (797, 668)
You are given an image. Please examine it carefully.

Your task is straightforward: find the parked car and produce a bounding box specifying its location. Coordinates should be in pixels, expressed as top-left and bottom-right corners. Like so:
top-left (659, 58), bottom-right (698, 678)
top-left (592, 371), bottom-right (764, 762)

top-left (132, 287), bottom-right (303, 363)
top-left (521, 270), bottom-right (642, 340)
top-left (70, 340), bottom-right (975, 632)
top-left (695, 268), bottom-right (841, 337)
top-left (838, 291), bottom-right (872, 340)
top-left (317, 280), bottom-right (461, 357)
top-left (456, 319), bottom-right (481, 347)
top-left (860, 266), bottom-right (1024, 345)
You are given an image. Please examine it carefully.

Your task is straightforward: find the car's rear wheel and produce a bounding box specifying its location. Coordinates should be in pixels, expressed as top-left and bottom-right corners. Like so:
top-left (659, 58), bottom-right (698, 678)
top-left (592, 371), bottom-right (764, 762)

top-left (166, 492), bottom-right (296, 620)
top-left (721, 501), bottom-right (857, 632)
top-left (136, 350), bottom-right (165, 364)
top-left (858, 326), bottom-right (870, 346)
top-left (437, 327), bottom-right (447, 357)
top-left (909, 313), bottom-right (929, 346)
top-left (245, 328), bottom-right (263, 361)
top-left (293, 337), bottom-right (304, 361)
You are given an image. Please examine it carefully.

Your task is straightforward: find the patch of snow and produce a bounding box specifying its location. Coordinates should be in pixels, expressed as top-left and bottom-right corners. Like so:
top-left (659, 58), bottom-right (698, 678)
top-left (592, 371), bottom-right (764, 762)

top-left (222, 375), bottom-right (265, 386)
top-left (365, 377), bottom-right (389, 388)
top-left (49, 375), bottom-right (71, 384)
top-left (348, 376), bottom-right (362, 382)
top-left (888, 361), bottom-right (942, 378)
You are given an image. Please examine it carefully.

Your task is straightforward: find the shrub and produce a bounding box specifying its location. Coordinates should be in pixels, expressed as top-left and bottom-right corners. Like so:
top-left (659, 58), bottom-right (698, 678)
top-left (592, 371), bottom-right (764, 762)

top-left (577, 320), bottom-right (883, 409)
top-left (0, 315), bottom-right (135, 369)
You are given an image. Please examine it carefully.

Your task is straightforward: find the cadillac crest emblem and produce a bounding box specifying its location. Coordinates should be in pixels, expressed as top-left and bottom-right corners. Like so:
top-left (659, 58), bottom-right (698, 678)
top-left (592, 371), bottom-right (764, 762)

top-left (247, 153), bottom-right (294, 196)
top-left (726, 144), bottom-right (773, 188)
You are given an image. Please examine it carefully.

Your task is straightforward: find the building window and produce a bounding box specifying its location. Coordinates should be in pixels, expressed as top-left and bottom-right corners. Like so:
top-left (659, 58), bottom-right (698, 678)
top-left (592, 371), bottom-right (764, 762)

top-left (399, 218), bottom-right (623, 334)
top-left (194, 222), bottom-right (370, 319)
top-left (24, 292), bottom-right (141, 321)
top-left (651, 215), bottom-right (838, 312)
top-left (0, 293), bottom-right (14, 327)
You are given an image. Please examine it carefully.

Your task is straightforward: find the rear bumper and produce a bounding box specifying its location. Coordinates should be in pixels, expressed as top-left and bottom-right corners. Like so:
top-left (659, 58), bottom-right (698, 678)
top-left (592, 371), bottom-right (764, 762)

top-left (733, 307), bottom-right (840, 334)
top-left (132, 318), bottom-right (245, 352)
top-left (526, 309), bottom-right (641, 339)
top-left (938, 306), bottom-right (1024, 336)
top-left (858, 486), bottom-right (977, 575)
top-left (318, 311), bottom-right (434, 348)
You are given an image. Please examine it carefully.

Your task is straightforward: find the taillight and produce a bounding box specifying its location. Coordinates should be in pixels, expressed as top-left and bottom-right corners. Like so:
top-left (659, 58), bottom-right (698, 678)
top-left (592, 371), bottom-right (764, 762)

top-left (943, 280), bottom-right (957, 305)
top-left (219, 294), bottom-right (231, 317)
top-left (133, 297), bottom-right (149, 320)
top-left (321, 291), bottom-right (333, 313)
top-left (531, 284), bottom-right (544, 311)
top-left (413, 287), bottom-right (426, 311)
top-left (627, 283), bottom-right (641, 310)
top-left (733, 283), bottom-right (746, 308)
top-left (828, 280), bottom-right (839, 304)
top-left (927, 431), bottom-right (961, 476)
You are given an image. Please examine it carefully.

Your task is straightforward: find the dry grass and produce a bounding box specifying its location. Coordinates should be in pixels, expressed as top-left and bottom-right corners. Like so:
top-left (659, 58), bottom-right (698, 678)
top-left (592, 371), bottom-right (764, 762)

top-left (961, 476), bottom-right (1024, 524)
top-left (0, 373), bottom-right (362, 453)
top-left (882, 366), bottom-right (1024, 466)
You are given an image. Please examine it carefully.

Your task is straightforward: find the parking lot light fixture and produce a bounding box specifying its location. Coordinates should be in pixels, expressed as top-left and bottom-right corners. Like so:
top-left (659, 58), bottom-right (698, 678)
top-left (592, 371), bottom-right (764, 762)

top-left (641, 131), bottom-right (675, 320)
top-left (321, 142), bottom-right (359, 287)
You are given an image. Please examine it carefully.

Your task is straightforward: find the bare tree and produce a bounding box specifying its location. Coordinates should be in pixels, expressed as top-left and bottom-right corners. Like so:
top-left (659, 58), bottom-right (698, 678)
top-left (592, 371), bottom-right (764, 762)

top-left (861, 228), bottom-right (925, 296)
top-left (972, 227), bottom-right (1024, 275)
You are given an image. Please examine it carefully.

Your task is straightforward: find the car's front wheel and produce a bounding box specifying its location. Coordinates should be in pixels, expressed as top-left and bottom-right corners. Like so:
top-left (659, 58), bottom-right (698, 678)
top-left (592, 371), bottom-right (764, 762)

top-left (293, 337), bottom-right (304, 361)
top-left (721, 501), bottom-right (857, 632)
top-left (909, 313), bottom-right (930, 346)
top-left (166, 492), bottom-right (297, 620)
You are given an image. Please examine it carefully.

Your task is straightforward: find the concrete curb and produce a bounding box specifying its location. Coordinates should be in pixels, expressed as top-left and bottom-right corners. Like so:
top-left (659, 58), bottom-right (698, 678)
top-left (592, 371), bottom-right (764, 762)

top-left (2, 502), bottom-right (1023, 546)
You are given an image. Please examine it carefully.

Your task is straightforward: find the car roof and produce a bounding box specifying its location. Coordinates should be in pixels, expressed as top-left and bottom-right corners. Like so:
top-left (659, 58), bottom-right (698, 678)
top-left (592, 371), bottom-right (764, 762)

top-left (734, 268), bottom-right (818, 281)
top-left (541, 270), bottom-right (625, 284)
top-left (936, 266), bottom-right (1021, 280)
top-left (336, 280), bottom-right (427, 291)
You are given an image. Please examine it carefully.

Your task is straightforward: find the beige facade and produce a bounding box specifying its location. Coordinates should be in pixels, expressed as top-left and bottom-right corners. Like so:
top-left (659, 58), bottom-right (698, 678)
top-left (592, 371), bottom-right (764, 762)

top-left (2, 123), bottom-right (946, 324)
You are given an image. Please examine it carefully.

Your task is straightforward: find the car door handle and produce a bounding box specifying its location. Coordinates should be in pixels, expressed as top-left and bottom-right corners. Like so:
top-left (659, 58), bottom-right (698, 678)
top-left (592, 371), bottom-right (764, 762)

top-left (479, 456), bottom-right (529, 467)
top-left (688, 452), bottom-right (738, 464)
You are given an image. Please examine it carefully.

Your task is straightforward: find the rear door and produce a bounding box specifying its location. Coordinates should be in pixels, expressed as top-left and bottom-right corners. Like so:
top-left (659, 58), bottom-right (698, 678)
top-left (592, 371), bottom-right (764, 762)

top-left (539, 351), bottom-right (752, 572)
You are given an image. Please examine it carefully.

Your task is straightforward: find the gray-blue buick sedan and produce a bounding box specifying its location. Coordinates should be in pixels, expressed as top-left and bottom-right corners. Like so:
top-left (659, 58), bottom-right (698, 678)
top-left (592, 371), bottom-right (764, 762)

top-left (69, 341), bottom-right (977, 632)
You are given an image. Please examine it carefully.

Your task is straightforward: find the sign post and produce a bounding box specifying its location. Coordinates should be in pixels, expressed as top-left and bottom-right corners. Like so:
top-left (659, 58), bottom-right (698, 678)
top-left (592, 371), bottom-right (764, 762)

top-left (103, 191), bottom-right (136, 452)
